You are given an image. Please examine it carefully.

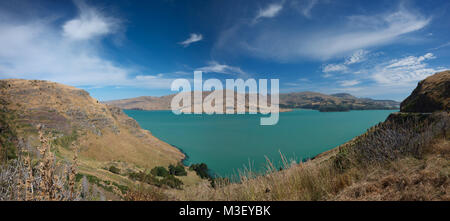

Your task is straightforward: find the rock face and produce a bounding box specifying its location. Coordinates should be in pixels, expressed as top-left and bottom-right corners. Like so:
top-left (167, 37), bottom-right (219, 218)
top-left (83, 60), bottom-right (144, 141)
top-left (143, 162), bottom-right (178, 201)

top-left (401, 70), bottom-right (450, 113)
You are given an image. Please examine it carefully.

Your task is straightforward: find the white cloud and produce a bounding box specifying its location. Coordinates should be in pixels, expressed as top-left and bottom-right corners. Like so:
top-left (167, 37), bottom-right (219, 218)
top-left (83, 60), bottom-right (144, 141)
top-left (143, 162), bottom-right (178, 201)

top-left (254, 3), bottom-right (283, 22)
top-left (431, 41), bottom-right (450, 50)
top-left (339, 80), bottom-right (360, 87)
top-left (179, 33), bottom-right (203, 47)
top-left (217, 6), bottom-right (431, 61)
top-left (323, 64), bottom-right (347, 72)
top-left (321, 49), bottom-right (369, 75)
top-left (372, 53), bottom-right (443, 85)
top-left (345, 49), bottom-right (369, 65)
top-left (0, 1), bottom-right (175, 90)
top-left (386, 53), bottom-right (435, 68)
top-left (62, 0), bottom-right (120, 40)
top-left (322, 73), bottom-right (333, 78)
top-left (312, 51), bottom-right (447, 100)
top-left (196, 61), bottom-right (248, 77)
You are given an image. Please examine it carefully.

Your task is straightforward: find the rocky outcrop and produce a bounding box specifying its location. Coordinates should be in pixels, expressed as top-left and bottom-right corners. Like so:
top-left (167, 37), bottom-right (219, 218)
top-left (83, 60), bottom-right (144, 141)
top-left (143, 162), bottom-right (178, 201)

top-left (401, 70), bottom-right (450, 113)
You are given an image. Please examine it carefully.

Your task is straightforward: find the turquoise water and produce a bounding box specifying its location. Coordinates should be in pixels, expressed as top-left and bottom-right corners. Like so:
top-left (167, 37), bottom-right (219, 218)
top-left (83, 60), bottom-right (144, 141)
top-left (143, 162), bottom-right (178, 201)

top-left (124, 109), bottom-right (396, 177)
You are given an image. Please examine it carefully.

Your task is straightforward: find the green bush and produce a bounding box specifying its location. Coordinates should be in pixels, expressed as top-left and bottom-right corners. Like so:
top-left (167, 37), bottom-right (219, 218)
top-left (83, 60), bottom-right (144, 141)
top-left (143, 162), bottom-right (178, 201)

top-left (128, 171), bottom-right (184, 189)
top-left (151, 166), bottom-right (169, 177)
top-left (160, 175), bottom-right (183, 189)
top-left (189, 163), bottom-right (211, 179)
top-left (169, 163), bottom-right (187, 176)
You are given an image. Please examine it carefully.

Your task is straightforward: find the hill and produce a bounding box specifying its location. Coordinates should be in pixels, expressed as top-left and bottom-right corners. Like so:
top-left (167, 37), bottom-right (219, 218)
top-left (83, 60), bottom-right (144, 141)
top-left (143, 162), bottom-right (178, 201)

top-left (0, 79), bottom-right (191, 199)
top-left (105, 91), bottom-right (400, 112)
top-left (401, 70), bottom-right (450, 113)
top-left (105, 90), bottom-right (288, 113)
top-left (279, 92), bottom-right (399, 112)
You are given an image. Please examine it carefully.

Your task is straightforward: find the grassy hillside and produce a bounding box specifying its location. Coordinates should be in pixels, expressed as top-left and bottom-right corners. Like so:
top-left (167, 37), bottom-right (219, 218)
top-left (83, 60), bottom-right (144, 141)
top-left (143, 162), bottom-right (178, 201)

top-left (0, 79), bottom-right (193, 199)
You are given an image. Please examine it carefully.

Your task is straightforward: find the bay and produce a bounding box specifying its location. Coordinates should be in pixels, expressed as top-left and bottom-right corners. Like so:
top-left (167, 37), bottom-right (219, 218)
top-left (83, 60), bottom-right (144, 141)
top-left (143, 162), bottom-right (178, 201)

top-left (124, 109), bottom-right (396, 177)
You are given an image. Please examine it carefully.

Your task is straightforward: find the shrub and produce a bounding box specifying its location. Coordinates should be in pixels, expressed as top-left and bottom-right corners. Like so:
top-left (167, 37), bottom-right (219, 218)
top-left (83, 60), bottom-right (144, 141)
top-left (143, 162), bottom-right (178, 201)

top-left (169, 163), bottom-right (187, 176)
top-left (150, 166), bottom-right (169, 177)
top-left (349, 112), bottom-right (450, 165)
top-left (0, 125), bottom-right (80, 201)
top-left (189, 163), bottom-right (211, 179)
top-left (160, 175), bottom-right (183, 189)
top-left (128, 170), bottom-right (184, 189)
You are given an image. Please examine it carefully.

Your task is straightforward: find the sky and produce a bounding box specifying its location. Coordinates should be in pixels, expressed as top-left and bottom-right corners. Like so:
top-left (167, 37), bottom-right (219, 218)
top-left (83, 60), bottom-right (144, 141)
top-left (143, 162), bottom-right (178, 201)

top-left (0, 0), bottom-right (449, 101)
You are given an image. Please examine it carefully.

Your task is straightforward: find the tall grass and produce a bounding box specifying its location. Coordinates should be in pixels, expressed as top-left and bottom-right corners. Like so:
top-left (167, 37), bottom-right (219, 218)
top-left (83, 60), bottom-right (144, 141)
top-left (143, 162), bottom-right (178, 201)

top-left (0, 125), bottom-right (80, 201)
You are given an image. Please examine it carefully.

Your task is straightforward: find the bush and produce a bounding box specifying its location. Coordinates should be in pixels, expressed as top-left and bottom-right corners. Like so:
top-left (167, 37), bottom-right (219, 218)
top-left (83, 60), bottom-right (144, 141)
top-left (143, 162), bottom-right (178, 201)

top-left (189, 163), bottom-right (211, 179)
top-left (349, 112), bottom-right (450, 165)
top-left (151, 166), bottom-right (169, 177)
top-left (128, 170), bottom-right (184, 189)
top-left (160, 175), bottom-right (183, 189)
top-left (108, 165), bottom-right (121, 174)
top-left (169, 163), bottom-right (187, 176)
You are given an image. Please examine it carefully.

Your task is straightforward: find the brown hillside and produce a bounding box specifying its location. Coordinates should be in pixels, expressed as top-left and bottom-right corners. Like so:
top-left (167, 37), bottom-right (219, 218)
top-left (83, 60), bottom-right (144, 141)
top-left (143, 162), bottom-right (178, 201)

top-left (0, 79), bottom-right (184, 176)
top-left (401, 70), bottom-right (450, 113)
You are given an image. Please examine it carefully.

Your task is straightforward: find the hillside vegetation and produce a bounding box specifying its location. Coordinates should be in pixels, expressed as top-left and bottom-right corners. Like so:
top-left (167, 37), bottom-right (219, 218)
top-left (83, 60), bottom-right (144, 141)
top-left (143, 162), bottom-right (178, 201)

top-left (0, 79), bottom-right (196, 200)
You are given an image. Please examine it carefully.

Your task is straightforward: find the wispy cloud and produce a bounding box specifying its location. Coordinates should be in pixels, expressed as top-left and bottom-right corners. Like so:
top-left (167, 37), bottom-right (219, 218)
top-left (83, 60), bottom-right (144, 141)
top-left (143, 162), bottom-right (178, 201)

top-left (253, 3), bottom-right (283, 23)
top-left (315, 52), bottom-right (446, 100)
top-left (322, 64), bottom-right (347, 73)
top-left (179, 33), bottom-right (203, 47)
top-left (0, 0), bottom-right (175, 89)
top-left (322, 49), bottom-right (368, 74)
top-left (372, 53), bottom-right (443, 85)
top-left (431, 41), bottom-right (450, 50)
top-left (344, 49), bottom-right (369, 65)
top-left (196, 61), bottom-right (249, 77)
top-left (63, 0), bottom-right (120, 40)
top-left (339, 80), bottom-right (360, 87)
top-left (217, 5), bottom-right (431, 61)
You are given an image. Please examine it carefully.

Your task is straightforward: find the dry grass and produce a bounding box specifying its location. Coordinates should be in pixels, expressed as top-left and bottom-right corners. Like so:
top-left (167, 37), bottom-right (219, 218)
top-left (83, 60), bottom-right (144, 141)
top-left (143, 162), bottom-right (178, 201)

top-left (0, 125), bottom-right (80, 201)
top-left (333, 140), bottom-right (449, 201)
top-left (124, 184), bottom-right (169, 201)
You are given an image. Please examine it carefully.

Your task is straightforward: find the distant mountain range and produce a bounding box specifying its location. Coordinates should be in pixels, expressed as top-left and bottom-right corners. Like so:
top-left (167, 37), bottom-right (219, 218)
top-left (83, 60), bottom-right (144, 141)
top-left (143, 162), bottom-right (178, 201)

top-left (279, 92), bottom-right (400, 112)
top-left (104, 91), bottom-right (400, 112)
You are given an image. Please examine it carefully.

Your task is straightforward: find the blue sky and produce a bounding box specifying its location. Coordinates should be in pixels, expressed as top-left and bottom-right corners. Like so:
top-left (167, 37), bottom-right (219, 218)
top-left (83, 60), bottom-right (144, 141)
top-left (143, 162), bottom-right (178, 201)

top-left (0, 0), bottom-right (449, 101)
